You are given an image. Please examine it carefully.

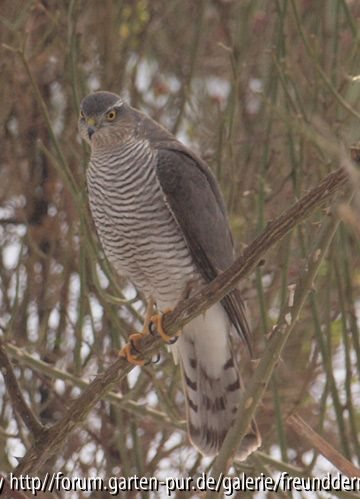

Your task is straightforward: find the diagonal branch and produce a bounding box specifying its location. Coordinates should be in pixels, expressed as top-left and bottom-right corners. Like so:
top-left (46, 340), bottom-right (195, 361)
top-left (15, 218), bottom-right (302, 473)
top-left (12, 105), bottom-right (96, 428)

top-left (0, 343), bottom-right (45, 440)
top-left (15, 167), bottom-right (348, 476)
top-left (162, 167), bottom-right (348, 335)
top-left (287, 414), bottom-right (360, 478)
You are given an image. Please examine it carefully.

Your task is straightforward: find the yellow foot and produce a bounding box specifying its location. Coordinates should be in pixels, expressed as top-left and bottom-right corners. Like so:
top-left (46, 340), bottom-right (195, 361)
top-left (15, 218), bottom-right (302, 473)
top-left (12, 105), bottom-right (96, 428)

top-left (119, 298), bottom-right (155, 366)
top-left (150, 308), bottom-right (181, 344)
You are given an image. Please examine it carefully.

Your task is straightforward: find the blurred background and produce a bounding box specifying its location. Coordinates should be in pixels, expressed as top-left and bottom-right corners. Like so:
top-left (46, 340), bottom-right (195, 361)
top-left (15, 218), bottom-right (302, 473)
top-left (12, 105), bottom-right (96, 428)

top-left (1, 0), bottom-right (360, 496)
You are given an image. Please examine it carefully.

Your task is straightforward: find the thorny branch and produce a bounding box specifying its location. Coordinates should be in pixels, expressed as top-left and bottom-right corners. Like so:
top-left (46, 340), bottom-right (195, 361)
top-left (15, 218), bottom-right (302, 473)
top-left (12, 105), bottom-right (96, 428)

top-left (161, 167), bottom-right (348, 335)
top-left (4, 166), bottom-right (348, 478)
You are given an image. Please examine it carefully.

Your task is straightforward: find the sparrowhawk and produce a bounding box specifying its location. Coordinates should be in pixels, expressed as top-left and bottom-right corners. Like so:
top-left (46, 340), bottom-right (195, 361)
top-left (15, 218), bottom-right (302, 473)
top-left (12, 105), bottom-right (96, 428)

top-left (78, 91), bottom-right (261, 459)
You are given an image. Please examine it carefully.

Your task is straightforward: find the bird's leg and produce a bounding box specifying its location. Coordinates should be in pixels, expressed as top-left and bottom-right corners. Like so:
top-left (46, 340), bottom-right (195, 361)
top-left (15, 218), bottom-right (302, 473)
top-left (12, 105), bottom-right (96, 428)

top-left (149, 308), bottom-right (181, 345)
top-left (148, 280), bottom-right (198, 344)
top-left (119, 297), bottom-right (155, 366)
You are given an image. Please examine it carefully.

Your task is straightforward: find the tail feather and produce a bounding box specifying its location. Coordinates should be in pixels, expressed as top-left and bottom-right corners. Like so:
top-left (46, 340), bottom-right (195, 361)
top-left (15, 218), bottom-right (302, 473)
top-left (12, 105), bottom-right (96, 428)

top-left (176, 303), bottom-right (261, 459)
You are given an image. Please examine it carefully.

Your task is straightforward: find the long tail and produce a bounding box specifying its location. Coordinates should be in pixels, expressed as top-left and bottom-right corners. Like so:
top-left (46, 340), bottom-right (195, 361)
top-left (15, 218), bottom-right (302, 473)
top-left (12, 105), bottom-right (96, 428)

top-left (177, 303), bottom-right (261, 458)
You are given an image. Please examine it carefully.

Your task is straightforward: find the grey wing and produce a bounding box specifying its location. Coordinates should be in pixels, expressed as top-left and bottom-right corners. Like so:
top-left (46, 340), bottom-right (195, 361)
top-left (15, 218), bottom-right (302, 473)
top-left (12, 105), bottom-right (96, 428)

top-left (156, 148), bottom-right (251, 349)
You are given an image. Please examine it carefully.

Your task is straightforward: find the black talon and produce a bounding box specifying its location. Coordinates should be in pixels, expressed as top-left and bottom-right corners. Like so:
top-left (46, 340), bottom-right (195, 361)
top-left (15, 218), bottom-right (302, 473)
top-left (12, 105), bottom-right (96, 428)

top-left (167, 335), bottom-right (179, 345)
top-left (148, 318), bottom-right (179, 344)
top-left (151, 353), bottom-right (161, 364)
top-left (148, 321), bottom-right (157, 336)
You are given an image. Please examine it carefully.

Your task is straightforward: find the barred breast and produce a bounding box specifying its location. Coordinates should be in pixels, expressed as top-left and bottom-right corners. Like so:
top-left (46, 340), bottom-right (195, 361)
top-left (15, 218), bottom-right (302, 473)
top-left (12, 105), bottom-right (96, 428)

top-left (86, 138), bottom-right (197, 304)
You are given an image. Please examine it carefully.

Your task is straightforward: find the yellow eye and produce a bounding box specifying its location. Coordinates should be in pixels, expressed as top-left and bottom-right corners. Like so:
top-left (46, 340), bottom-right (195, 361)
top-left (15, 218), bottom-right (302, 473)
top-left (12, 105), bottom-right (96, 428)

top-left (106, 110), bottom-right (117, 121)
top-left (79, 110), bottom-right (85, 119)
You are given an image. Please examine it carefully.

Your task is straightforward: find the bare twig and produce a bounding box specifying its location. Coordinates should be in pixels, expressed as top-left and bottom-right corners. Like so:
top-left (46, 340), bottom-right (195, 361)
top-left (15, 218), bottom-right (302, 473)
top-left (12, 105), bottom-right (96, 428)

top-left (4, 342), bottom-right (184, 430)
top-left (287, 414), bottom-right (360, 478)
top-left (0, 344), bottom-right (45, 440)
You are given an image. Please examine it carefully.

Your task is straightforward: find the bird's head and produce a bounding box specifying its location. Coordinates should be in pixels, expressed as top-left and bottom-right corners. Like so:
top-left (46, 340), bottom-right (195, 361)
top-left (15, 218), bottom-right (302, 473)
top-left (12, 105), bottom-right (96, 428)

top-left (78, 91), bottom-right (137, 148)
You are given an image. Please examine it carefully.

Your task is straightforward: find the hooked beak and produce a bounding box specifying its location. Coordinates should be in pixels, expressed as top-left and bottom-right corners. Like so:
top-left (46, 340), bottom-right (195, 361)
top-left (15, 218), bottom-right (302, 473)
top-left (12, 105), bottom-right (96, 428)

top-left (86, 117), bottom-right (97, 140)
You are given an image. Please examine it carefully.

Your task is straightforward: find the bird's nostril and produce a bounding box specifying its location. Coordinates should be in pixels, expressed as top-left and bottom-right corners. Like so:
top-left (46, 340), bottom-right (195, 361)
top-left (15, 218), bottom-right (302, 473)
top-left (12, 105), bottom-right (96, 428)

top-left (87, 127), bottom-right (95, 139)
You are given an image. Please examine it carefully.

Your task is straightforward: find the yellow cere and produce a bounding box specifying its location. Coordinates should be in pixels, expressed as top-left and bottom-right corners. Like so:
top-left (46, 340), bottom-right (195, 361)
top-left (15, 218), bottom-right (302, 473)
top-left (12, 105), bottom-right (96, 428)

top-left (86, 117), bottom-right (96, 126)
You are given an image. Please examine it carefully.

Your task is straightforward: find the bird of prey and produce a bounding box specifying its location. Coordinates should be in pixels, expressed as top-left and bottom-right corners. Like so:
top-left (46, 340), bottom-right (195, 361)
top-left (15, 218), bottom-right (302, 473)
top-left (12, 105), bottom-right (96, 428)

top-left (78, 91), bottom-right (261, 459)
